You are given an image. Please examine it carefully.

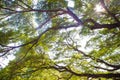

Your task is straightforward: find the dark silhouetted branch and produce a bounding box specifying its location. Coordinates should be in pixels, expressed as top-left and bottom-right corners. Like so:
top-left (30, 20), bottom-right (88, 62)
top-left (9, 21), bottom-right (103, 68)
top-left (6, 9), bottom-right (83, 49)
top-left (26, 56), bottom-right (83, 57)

top-left (53, 65), bottom-right (120, 78)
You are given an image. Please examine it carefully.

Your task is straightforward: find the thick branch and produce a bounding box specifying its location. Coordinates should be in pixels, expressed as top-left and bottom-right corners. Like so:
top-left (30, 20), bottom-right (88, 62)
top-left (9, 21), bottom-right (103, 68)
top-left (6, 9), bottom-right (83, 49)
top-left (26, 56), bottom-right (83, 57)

top-left (91, 23), bottom-right (120, 30)
top-left (55, 8), bottom-right (120, 30)
top-left (84, 18), bottom-right (120, 29)
top-left (53, 65), bottom-right (120, 78)
top-left (66, 7), bottom-right (83, 25)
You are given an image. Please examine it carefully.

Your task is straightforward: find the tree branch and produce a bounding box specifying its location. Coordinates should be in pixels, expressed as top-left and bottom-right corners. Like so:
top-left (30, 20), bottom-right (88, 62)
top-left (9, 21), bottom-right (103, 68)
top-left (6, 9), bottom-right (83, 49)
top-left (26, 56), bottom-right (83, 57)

top-left (99, 0), bottom-right (120, 23)
top-left (66, 7), bottom-right (83, 25)
top-left (53, 65), bottom-right (120, 78)
top-left (0, 7), bottom-right (66, 15)
top-left (91, 22), bottom-right (120, 30)
top-left (18, 0), bottom-right (33, 9)
top-left (69, 45), bottom-right (120, 70)
top-left (84, 18), bottom-right (120, 29)
top-left (36, 12), bottom-right (67, 30)
top-left (93, 65), bottom-right (119, 71)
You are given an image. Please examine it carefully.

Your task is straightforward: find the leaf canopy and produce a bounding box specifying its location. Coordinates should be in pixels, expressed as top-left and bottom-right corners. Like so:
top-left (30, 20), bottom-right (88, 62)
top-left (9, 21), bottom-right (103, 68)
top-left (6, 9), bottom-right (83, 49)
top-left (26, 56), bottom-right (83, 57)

top-left (0, 0), bottom-right (120, 80)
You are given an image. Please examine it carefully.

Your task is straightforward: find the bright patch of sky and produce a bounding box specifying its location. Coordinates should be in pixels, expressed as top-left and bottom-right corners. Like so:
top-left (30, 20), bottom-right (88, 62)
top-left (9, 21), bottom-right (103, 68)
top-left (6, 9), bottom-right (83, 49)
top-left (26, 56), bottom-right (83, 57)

top-left (0, 54), bottom-right (15, 68)
top-left (33, 0), bottom-right (38, 9)
top-left (32, 16), bottom-right (39, 28)
top-left (0, 42), bottom-right (21, 68)
top-left (94, 3), bottom-right (105, 12)
top-left (16, 8), bottom-right (22, 11)
top-left (66, 0), bottom-right (74, 7)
